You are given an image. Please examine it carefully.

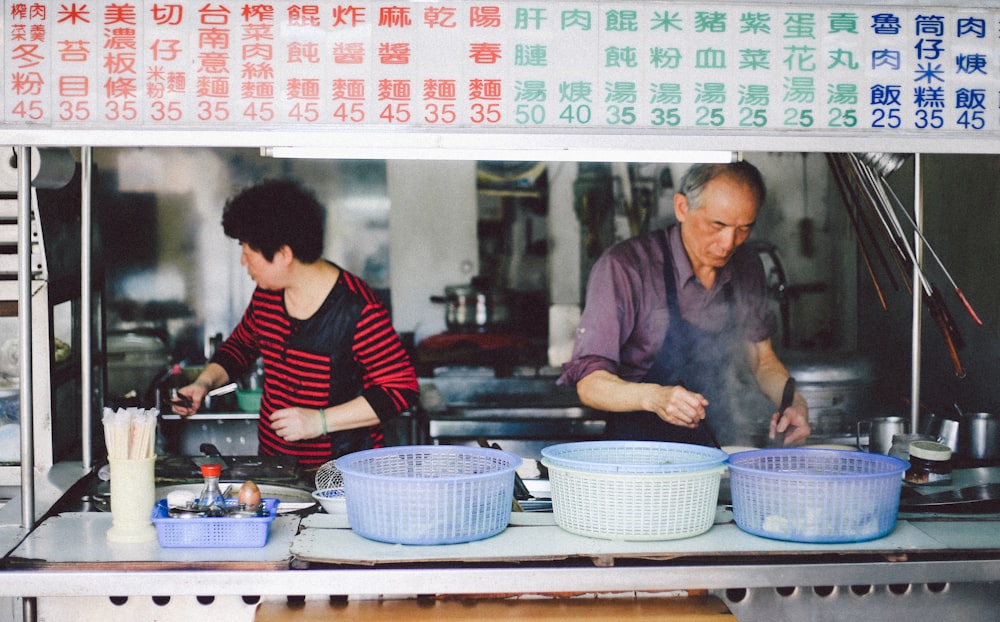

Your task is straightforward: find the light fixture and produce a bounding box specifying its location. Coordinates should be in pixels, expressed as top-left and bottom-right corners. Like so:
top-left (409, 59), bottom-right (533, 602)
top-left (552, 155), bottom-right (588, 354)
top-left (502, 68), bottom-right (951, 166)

top-left (262, 139), bottom-right (737, 164)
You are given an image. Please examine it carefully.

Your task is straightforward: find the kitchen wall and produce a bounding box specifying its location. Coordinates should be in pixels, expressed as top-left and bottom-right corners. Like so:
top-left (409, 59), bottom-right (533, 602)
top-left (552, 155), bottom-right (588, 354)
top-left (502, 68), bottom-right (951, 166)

top-left (88, 148), bottom-right (850, 375)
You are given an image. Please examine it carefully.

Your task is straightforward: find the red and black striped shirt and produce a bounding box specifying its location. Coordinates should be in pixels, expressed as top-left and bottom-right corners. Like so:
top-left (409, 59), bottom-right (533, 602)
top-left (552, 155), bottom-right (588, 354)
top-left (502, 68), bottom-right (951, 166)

top-left (212, 266), bottom-right (419, 467)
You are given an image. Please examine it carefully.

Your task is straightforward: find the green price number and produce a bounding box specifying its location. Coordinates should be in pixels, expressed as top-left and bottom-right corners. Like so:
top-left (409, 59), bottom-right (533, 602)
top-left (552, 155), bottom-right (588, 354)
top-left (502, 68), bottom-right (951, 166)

top-left (605, 105), bottom-right (636, 125)
top-left (783, 108), bottom-right (814, 128)
top-left (651, 108), bottom-right (681, 126)
top-left (559, 104), bottom-right (592, 124)
top-left (739, 107), bottom-right (767, 128)
top-left (695, 106), bottom-right (724, 127)
top-left (515, 104), bottom-right (545, 125)
top-left (828, 108), bottom-right (857, 128)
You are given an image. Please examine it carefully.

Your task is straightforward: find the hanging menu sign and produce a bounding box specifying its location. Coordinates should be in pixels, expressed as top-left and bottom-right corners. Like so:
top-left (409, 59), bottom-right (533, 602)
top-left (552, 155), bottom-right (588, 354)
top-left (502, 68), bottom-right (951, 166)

top-left (3, 1), bottom-right (999, 137)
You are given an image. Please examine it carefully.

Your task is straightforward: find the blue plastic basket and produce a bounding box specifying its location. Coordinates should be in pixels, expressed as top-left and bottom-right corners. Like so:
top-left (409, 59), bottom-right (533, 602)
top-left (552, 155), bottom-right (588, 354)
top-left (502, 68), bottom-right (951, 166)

top-left (541, 440), bottom-right (728, 474)
top-left (150, 498), bottom-right (279, 548)
top-left (727, 449), bottom-right (908, 543)
top-left (335, 445), bottom-right (521, 545)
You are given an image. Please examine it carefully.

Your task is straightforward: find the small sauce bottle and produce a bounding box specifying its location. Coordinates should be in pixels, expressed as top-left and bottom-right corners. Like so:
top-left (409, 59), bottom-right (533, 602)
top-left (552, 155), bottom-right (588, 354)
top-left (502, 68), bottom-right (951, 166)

top-left (197, 463), bottom-right (226, 511)
top-left (905, 440), bottom-right (953, 485)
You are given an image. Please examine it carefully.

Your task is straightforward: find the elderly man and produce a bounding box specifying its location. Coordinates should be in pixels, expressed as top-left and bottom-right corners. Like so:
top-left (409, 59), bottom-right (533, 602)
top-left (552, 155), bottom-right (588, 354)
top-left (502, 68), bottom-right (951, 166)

top-left (559, 161), bottom-right (810, 448)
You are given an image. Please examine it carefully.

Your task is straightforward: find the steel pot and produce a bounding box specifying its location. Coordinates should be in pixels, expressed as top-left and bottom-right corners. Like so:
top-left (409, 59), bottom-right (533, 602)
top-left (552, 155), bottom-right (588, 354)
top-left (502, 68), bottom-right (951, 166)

top-left (858, 415), bottom-right (908, 455)
top-left (962, 412), bottom-right (1000, 461)
top-left (431, 282), bottom-right (511, 333)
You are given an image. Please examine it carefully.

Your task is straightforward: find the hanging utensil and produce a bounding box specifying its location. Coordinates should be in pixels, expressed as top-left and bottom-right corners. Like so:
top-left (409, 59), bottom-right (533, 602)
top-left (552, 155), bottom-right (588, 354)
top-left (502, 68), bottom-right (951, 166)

top-left (832, 153), bottom-right (904, 290)
top-left (866, 165), bottom-right (983, 327)
top-left (825, 154), bottom-right (891, 309)
top-left (846, 154), bottom-right (967, 377)
top-left (846, 154), bottom-right (916, 291)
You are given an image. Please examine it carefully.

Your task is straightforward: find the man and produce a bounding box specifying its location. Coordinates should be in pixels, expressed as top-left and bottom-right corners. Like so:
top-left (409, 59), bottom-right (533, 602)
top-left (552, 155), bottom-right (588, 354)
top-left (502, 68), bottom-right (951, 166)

top-left (558, 161), bottom-right (809, 448)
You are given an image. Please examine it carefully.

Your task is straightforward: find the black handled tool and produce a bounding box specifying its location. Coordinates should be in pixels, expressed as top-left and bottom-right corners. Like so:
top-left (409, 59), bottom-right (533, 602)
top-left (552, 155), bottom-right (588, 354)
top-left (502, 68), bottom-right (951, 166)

top-left (771, 377), bottom-right (796, 447)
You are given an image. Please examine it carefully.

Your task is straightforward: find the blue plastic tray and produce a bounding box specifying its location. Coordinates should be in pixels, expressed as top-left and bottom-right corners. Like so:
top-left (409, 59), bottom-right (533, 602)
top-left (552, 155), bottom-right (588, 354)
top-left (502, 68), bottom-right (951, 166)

top-left (150, 497), bottom-right (279, 548)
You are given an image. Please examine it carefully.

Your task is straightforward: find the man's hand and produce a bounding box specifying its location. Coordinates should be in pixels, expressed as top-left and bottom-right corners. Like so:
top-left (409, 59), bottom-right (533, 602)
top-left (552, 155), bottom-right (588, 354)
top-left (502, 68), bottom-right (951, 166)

top-left (768, 400), bottom-right (811, 446)
top-left (641, 384), bottom-right (709, 429)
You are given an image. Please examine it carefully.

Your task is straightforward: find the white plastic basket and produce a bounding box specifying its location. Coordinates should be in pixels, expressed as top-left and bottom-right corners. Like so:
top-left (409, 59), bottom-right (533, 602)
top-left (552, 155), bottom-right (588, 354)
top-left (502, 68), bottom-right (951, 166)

top-left (541, 441), bottom-right (727, 541)
top-left (335, 445), bottom-right (521, 545)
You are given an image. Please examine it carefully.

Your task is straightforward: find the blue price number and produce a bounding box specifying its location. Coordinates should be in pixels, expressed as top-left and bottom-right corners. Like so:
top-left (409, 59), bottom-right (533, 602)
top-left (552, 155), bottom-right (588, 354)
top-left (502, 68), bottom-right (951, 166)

top-left (424, 103), bottom-right (456, 124)
top-left (243, 102), bottom-right (274, 122)
top-left (651, 107), bottom-right (681, 126)
top-left (957, 110), bottom-right (984, 130)
top-left (695, 106), bottom-right (724, 127)
top-left (783, 108), bottom-right (814, 128)
top-left (871, 108), bottom-right (901, 129)
top-left (606, 105), bottom-right (636, 125)
top-left (332, 102), bottom-right (364, 123)
top-left (739, 107), bottom-right (767, 128)
top-left (914, 109), bottom-right (943, 129)
top-left (559, 104), bottom-right (592, 124)
top-left (470, 103), bottom-right (501, 124)
top-left (828, 108), bottom-right (857, 128)
top-left (379, 103), bottom-right (411, 123)
top-left (515, 104), bottom-right (545, 125)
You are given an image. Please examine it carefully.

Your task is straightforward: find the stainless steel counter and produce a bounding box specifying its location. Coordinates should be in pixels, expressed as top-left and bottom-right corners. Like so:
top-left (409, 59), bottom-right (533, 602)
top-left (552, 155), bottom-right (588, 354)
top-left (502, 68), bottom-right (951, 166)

top-left (6, 463), bottom-right (1000, 622)
top-left (4, 510), bottom-right (1000, 622)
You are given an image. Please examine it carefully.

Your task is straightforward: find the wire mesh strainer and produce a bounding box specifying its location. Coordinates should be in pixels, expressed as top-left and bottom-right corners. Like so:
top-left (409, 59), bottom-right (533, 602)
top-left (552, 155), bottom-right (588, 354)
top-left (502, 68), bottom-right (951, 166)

top-left (315, 460), bottom-right (343, 490)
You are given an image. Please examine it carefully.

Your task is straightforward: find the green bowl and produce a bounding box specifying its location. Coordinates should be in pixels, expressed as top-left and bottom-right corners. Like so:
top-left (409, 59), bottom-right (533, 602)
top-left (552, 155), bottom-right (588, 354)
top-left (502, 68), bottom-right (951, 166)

top-left (236, 389), bottom-right (263, 413)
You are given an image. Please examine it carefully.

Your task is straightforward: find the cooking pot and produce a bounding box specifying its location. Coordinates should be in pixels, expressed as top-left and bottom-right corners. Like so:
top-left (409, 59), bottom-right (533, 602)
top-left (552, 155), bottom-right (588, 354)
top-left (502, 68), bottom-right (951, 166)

top-left (781, 351), bottom-right (874, 438)
top-left (431, 281), bottom-right (511, 333)
top-left (858, 415), bottom-right (908, 454)
top-left (962, 412), bottom-right (1000, 462)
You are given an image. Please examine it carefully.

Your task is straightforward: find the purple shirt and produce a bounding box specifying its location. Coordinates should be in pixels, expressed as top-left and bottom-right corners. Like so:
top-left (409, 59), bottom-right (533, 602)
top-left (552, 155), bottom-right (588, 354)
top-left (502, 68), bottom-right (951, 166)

top-left (558, 225), bottom-right (776, 386)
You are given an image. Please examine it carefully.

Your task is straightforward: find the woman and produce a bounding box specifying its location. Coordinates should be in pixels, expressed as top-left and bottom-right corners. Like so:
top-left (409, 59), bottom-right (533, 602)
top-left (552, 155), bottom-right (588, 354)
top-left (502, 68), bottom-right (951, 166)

top-left (173, 179), bottom-right (419, 467)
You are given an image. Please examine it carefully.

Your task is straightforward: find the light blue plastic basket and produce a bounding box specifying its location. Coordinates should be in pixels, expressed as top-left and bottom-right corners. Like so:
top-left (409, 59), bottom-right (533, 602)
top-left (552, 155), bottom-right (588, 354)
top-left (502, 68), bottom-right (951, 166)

top-left (150, 498), bottom-right (279, 548)
top-left (727, 449), bottom-right (908, 543)
top-left (335, 445), bottom-right (522, 545)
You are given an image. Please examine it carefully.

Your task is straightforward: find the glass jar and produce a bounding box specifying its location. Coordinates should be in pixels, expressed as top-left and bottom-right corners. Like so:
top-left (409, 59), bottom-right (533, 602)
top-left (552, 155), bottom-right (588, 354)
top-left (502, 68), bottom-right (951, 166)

top-left (904, 440), bottom-right (953, 485)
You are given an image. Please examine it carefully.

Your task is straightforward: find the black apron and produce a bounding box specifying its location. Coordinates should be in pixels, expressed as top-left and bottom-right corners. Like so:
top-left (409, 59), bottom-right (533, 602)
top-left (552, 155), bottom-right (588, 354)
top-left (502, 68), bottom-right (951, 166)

top-left (605, 229), bottom-right (773, 447)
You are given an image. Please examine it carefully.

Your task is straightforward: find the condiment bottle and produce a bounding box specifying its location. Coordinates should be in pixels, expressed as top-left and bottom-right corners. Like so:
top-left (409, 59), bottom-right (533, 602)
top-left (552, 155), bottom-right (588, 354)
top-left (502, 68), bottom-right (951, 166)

top-left (904, 440), bottom-right (953, 485)
top-left (197, 463), bottom-right (226, 511)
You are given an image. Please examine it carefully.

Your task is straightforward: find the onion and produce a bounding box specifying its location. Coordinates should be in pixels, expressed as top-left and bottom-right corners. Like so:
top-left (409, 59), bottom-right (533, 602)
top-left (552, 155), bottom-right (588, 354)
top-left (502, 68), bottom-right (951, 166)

top-left (237, 480), bottom-right (261, 506)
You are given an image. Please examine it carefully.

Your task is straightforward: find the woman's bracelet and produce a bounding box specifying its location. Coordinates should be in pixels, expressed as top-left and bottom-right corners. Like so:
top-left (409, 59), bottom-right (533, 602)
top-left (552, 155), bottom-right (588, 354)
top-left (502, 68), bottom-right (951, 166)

top-left (319, 408), bottom-right (328, 436)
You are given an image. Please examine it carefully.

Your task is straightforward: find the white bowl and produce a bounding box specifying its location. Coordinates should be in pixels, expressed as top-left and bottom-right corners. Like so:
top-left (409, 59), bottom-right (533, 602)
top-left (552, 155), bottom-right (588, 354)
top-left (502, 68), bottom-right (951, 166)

top-left (311, 488), bottom-right (347, 514)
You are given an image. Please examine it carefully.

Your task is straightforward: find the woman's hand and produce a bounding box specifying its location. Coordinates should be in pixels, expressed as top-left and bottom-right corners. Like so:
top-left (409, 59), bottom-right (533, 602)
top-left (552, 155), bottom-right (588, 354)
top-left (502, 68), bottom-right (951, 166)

top-left (270, 407), bottom-right (325, 441)
top-left (172, 383), bottom-right (208, 417)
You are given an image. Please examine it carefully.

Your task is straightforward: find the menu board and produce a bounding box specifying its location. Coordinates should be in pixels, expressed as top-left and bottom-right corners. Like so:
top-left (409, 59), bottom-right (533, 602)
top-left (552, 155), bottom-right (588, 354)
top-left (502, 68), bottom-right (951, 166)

top-left (3, 1), bottom-right (1000, 143)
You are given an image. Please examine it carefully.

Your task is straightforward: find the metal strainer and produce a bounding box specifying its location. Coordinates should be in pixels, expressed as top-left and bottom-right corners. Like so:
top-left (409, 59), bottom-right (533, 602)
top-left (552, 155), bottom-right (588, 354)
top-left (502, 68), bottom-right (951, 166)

top-left (314, 460), bottom-right (343, 490)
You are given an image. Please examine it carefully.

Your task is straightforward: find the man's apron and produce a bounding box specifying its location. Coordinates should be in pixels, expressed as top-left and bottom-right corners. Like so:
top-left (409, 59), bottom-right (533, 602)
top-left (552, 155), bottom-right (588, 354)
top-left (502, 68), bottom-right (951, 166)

top-left (604, 229), bottom-right (773, 447)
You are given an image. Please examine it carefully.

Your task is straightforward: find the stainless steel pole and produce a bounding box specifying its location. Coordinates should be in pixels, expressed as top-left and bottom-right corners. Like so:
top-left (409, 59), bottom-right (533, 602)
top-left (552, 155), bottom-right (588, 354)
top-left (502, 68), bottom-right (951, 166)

top-left (910, 154), bottom-right (923, 435)
top-left (81, 146), bottom-right (93, 470)
top-left (17, 146), bottom-right (35, 530)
